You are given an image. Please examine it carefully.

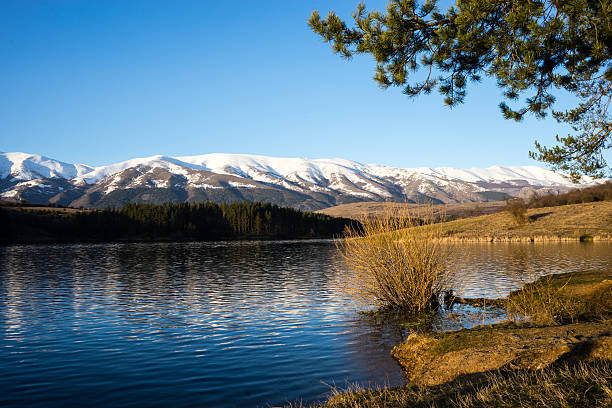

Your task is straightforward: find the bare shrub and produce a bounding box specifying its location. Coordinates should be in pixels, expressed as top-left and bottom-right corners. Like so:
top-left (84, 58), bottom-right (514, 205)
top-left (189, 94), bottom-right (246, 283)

top-left (505, 198), bottom-right (529, 224)
top-left (336, 206), bottom-right (454, 314)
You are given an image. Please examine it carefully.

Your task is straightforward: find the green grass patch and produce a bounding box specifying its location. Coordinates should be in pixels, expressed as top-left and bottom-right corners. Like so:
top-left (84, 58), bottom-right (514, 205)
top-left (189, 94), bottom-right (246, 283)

top-left (427, 323), bottom-right (520, 355)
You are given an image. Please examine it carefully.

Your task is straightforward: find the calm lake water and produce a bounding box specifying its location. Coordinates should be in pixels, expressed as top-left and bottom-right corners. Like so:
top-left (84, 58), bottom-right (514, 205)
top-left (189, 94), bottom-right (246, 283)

top-left (0, 241), bottom-right (610, 407)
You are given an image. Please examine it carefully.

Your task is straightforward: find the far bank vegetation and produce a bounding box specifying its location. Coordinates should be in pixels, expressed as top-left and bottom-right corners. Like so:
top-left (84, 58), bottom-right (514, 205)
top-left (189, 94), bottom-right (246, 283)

top-left (0, 201), bottom-right (356, 244)
top-left (530, 180), bottom-right (612, 208)
top-left (504, 181), bottom-right (612, 226)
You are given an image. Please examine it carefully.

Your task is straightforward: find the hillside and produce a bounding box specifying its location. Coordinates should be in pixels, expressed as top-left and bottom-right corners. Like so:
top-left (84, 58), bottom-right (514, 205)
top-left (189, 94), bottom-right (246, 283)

top-left (316, 201), bottom-right (506, 220)
top-left (432, 201), bottom-right (612, 241)
top-left (1, 152), bottom-right (603, 211)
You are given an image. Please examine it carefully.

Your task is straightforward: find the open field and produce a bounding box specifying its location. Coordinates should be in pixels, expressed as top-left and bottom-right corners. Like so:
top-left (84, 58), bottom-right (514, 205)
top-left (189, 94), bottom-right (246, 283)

top-left (319, 200), bottom-right (611, 241)
top-left (432, 201), bottom-right (612, 242)
top-left (0, 201), bottom-right (88, 214)
top-left (316, 201), bottom-right (506, 220)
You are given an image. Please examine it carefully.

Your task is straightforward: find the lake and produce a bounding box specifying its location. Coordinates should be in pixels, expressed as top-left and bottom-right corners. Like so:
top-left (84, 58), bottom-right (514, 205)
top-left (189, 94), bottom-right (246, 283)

top-left (0, 241), bottom-right (610, 407)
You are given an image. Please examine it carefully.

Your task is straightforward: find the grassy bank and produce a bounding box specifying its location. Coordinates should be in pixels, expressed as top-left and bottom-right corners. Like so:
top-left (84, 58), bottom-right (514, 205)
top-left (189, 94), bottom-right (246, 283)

top-left (433, 201), bottom-right (612, 241)
top-left (291, 361), bottom-right (612, 407)
top-left (316, 201), bottom-right (505, 221)
top-left (317, 199), bottom-right (611, 241)
top-left (291, 270), bottom-right (612, 407)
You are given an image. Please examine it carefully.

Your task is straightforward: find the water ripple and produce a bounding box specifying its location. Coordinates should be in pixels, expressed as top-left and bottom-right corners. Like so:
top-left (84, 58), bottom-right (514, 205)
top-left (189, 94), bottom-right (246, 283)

top-left (0, 241), bottom-right (610, 407)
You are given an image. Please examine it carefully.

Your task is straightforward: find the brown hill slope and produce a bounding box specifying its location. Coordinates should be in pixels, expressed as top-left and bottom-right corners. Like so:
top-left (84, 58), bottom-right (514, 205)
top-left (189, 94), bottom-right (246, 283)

top-left (316, 201), bottom-right (506, 220)
top-left (434, 201), bottom-right (612, 241)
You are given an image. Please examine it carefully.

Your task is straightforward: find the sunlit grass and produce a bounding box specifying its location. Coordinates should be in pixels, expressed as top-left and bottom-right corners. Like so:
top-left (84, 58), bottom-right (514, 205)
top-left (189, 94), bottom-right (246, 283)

top-left (287, 361), bottom-right (612, 407)
top-left (506, 271), bottom-right (612, 325)
top-left (431, 201), bottom-right (612, 241)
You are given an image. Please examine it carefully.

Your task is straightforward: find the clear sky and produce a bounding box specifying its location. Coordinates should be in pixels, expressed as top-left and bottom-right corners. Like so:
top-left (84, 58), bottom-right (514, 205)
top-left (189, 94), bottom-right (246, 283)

top-left (1, 0), bottom-right (607, 169)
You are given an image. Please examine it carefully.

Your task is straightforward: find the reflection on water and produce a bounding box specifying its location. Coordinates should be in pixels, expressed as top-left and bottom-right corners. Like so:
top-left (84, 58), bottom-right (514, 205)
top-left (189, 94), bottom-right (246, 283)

top-left (451, 242), bottom-right (612, 298)
top-left (0, 241), bottom-right (610, 407)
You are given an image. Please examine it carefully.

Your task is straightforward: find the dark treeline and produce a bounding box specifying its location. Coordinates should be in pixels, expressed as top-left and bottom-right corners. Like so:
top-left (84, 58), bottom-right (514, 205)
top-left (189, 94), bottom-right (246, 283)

top-left (0, 201), bottom-right (357, 244)
top-left (529, 181), bottom-right (612, 208)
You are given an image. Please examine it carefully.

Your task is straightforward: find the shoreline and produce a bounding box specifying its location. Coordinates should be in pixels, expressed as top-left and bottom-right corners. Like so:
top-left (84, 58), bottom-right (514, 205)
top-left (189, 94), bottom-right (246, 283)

top-left (302, 270), bottom-right (612, 407)
top-left (0, 236), bottom-right (341, 247)
top-left (437, 235), bottom-right (612, 242)
top-left (6, 235), bottom-right (612, 247)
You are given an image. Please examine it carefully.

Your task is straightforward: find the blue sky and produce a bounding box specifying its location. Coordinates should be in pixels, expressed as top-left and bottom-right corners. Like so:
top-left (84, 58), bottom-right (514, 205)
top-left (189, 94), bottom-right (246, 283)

top-left (1, 0), bottom-right (605, 169)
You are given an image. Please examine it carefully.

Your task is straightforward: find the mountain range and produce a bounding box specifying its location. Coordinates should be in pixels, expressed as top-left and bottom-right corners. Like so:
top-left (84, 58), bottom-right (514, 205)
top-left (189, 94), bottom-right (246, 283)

top-left (0, 152), bottom-right (604, 211)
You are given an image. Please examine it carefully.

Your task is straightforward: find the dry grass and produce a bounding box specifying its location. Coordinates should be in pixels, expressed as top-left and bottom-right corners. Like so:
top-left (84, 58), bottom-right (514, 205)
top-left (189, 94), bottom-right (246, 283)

top-left (430, 201), bottom-right (612, 241)
top-left (505, 274), bottom-right (579, 325)
top-left (317, 201), bottom-right (505, 220)
top-left (320, 200), bottom-right (612, 241)
top-left (336, 206), bottom-right (455, 314)
top-left (286, 361), bottom-right (612, 408)
top-left (505, 271), bottom-right (612, 325)
top-left (0, 202), bottom-right (88, 214)
top-left (453, 361), bottom-right (612, 408)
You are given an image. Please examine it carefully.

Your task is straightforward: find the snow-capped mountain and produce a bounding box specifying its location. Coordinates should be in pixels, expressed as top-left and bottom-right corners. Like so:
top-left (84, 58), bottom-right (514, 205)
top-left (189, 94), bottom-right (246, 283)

top-left (0, 152), bottom-right (94, 180)
top-left (0, 152), bottom-right (603, 211)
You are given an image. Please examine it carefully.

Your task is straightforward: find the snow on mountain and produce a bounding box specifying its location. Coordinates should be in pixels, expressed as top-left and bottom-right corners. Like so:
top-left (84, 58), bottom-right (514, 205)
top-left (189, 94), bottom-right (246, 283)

top-left (366, 164), bottom-right (591, 187)
top-left (426, 165), bottom-right (578, 186)
top-left (176, 153), bottom-right (371, 184)
top-left (0, 152), bottom-right (93, 180)
top-left (1, 151), bottom-right (605, 210)
top-left (74, 153), bottom-right (594, 188)
top-left (3, 151), bottom-right (596, 187)
top-left (73, 155), bottom-right (208, 184)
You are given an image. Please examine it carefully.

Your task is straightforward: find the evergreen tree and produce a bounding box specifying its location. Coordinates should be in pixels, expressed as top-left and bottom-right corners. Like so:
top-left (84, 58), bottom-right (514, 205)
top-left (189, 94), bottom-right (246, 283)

top-left (309, 0), bottom-right (611, 180)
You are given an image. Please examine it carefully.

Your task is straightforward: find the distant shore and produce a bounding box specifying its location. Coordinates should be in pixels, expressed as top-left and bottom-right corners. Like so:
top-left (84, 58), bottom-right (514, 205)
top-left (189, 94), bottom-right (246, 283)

top-left (0, 201), bottom-right (355, 245)
top-left (438, 235), bottom-right (612, 242)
